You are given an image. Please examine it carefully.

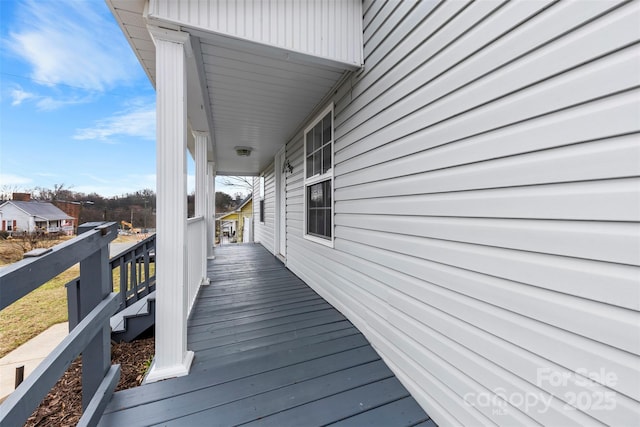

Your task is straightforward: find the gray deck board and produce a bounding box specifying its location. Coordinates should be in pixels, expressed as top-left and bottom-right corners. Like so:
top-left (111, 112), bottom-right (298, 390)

top-left (240, 377), bottom-right (409, 427)
top-left (188, 311), bottom-right (346, 346)
top-left (99, 244), bottom-right (432, 426)
top-left (327, 396), bottom-right (430, 426)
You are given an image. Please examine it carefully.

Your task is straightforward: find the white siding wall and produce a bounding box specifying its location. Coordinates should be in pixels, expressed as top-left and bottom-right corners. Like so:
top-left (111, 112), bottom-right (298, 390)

top-left (149, 0), bottom-right (363, 68)
top-left (0, 204), bottom-right (34, 232)
top-left (260, 1), bottom-right (640, 425)
top-left (253, 163), bottom-right (276, 254)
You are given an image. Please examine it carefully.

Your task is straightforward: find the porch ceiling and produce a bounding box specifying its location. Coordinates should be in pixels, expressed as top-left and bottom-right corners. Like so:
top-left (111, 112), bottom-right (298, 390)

top-left (107, 0), bottom-right (352, 176)
top-left (199, 36), bottom-right (347, 175)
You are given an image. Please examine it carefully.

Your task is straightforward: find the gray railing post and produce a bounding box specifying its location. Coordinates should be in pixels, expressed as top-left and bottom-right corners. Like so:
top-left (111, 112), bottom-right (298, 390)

top-left (66, 278), bottom-right (81, 331)
top-left (78, 222), bottom-right (114, 410)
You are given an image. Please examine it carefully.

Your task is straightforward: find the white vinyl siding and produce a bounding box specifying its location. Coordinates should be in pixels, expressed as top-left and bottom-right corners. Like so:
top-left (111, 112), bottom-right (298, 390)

top-left (148, 0), bottom-right (363, 68)
top-left (253, 164), bottom-right (275, 254)
top-left (275, 1), bottom-right (640, 426)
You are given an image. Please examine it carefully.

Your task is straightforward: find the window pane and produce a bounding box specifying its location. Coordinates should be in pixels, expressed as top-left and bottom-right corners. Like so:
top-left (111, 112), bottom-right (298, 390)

top-left (325, 209), bottom-right (331, 237)
top-left (306, 155), bottom-right (313, 178)
top-left (317, 209), bottom-right (325, 236)
top-left (324, 180), bottom-right (331, 205)
top-left (313, 152), bottom-right (321, 176)
top-left (322, 113), bottom-right (332, 144)
top-left (305, 130), bottom-right (313, 154)
top-left (310, 209), bottom-right (317, 235)
top-left (311, 182), bottom-right (323, 207)
top-left (306, 180), bottom-right (332, 239)
top-left (322, 145), bottom-right (331, 174)
top-left (313, 124), bottom-right (322, 151)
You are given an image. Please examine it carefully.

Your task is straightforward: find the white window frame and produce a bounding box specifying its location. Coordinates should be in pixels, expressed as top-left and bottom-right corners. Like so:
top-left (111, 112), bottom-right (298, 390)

top-left (303, 103), bottom-right (334, 247)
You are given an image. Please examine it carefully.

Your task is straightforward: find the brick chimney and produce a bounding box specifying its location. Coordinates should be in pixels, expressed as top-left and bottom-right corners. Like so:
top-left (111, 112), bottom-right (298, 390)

top-left (12, 192), bottom-right (31, 201)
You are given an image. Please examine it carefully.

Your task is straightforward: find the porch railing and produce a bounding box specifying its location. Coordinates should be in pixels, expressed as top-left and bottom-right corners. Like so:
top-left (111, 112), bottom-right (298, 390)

top-left (0, 222), bottom-right (119, 427)
top-left (186, 216), bottom-right (207, 314)
top-left (66, 233), bottom-right (156, 329)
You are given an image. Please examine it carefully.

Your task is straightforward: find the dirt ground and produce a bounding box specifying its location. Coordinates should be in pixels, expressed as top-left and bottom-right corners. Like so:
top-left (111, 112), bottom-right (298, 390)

top-left (25, 336), bottom-right (155, 427)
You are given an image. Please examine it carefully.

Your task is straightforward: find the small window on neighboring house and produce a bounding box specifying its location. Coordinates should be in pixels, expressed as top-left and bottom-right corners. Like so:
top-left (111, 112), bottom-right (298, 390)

top-left (260, 199), bottom-right (265, 223)
top-left (7, 220), bottom-right (13, 231)
top-left (304, 105), bottom-right (334, 246)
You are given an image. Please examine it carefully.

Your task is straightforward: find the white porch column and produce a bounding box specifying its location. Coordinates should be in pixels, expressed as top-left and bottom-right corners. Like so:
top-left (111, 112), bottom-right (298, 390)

top-left (193, 131), bottom-right (209, 281)
top-left (193, 131), bottom-right (208, 218)
top-left (146, 27), bottom-right (194, 383)
top-left (207, 162), bottom-right (216, 259)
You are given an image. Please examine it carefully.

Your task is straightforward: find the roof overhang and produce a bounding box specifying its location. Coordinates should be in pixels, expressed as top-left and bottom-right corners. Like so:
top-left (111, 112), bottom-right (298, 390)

top-left (106, 0), bottom-right (363, 176)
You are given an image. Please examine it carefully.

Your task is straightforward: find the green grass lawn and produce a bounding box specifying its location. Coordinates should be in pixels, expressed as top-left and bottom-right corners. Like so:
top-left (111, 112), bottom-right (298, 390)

top-left (0, 266), bottom-right (78, 358)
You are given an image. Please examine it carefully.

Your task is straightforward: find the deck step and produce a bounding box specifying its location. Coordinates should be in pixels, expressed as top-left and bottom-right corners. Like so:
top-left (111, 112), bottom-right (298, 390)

top-left (110, 292), bottom-right (155, 342)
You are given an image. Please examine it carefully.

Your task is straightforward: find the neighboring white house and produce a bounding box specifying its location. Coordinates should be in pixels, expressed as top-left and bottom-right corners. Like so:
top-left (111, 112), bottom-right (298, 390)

top-left (108, 1), bottom-right (640, 425)
top-left (0, 200), bottom-right (75, 235)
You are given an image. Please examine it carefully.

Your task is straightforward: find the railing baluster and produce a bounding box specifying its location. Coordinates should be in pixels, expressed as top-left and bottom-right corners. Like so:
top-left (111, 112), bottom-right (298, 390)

top-left (130, 250), bottom-right (138, 300)
top-left (119, 256), bottom-right (126, 311)
top-left (144, 243), bottom-right (151, 293)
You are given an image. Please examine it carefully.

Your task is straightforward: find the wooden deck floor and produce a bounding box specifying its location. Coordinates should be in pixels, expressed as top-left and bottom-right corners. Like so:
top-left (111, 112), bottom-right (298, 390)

top-left (99, 244), bottom-right (433, 426)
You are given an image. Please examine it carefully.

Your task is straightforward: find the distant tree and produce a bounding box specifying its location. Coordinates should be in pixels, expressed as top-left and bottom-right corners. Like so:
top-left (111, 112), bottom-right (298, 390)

top-left (216, 192), bottom-right (234, 212)
top-left (31, 183), bottom-right (74, 201)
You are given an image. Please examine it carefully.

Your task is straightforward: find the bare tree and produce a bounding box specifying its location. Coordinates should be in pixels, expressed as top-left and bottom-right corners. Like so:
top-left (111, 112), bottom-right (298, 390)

top-left (32, 183), bottom-right (75, 201)
top-left (9, 231), bottom-right (59, 255)
top-left (0, 184), bottom-right (23, 201)
top-left (218, 176), bottom-right (253, 193)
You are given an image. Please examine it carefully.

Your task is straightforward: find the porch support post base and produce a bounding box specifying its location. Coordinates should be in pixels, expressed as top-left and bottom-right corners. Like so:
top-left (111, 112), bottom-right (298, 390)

top-left (143, 350), bottom-right (194, 384)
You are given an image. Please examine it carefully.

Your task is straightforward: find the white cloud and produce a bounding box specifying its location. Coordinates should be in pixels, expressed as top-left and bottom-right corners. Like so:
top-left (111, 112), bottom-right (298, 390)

top-left (0, 173), bottom-right (33, 186)
top-left (6, 1), bottom-right (138, 92)
top-left (36, 95), bottom-right (94, 111)
top-left (10, 87), bottom-right (35, 106)
top-left (6, 84), bottom-right (93, 111)
top-left (74, 104), bottom-right (156, 141)
top-left (73, 174), bottom-right (157, 198)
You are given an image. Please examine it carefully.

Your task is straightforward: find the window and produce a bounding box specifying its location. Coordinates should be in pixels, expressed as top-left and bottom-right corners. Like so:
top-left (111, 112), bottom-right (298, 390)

top-left (258, 175), bottom-right (265, 223)
top-left (304, 105), bottom-right (334, 245)
top-left (259, 176), bottom-right (265, 199)
top-left (6, 220), bottom-right (13, 231)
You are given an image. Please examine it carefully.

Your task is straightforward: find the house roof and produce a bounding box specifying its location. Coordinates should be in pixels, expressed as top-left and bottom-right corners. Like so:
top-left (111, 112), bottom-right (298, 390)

top-left (238, 193), bottom-right (253, 210)
top-left (218, 194), bottom-right (253, 221)
top-left (0, 201), bottom-right (74, 221)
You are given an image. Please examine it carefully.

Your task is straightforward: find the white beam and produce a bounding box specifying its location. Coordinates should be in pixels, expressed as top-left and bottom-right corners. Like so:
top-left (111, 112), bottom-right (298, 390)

top-left (207, 162), bottom-right (216, 259)
top-left (145, 27), bottom-right (194, 383)
top-left (194, 131), bottom-right (209, 281)
top-left (193, 131), bottom-right (208, 218)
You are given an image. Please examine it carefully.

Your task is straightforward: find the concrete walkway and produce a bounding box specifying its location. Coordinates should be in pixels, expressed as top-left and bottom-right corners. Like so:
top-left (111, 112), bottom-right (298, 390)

top-left (0, 322), bottom-right (68, 402)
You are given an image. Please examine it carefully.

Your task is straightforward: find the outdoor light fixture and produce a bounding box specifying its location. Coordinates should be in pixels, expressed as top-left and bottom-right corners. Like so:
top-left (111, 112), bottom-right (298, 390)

top-left (282, 159), bottom-right (293, 174)
top-left (234, 146), bottom-right (253, 157)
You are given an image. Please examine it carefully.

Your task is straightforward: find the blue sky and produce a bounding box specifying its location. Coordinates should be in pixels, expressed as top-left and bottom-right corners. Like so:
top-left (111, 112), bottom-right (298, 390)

top-left (1, 0), bottom-right (242, 198)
